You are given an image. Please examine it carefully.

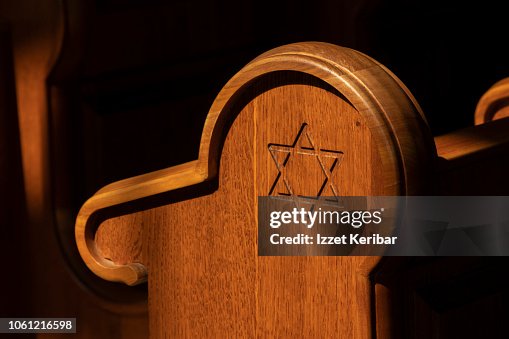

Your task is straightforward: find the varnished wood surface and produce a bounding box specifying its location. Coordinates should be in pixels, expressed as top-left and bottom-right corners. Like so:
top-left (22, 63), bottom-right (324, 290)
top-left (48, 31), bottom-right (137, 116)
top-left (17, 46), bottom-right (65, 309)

top-left (78, 42), bottom-right (509, 338)
top-left (78, 42), bottom-right (435, 288)
top-left (80, 42), bottom-right (435, 338)
top-left (435, 117), bottom-right (509, 195)
top-left (435, 117), bottom-right (509, 164)
top-left (475, 77), bottom-right (509, 124)
top-left (1, 1), bottom-right (148, 337)
top-left (99, 79), bottom-right (378, 338)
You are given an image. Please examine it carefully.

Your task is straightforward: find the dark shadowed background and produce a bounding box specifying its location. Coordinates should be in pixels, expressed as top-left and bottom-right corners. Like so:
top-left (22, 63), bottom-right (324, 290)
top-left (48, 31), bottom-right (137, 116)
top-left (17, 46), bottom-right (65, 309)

top-left (50, 0), bottom-right (509, 194)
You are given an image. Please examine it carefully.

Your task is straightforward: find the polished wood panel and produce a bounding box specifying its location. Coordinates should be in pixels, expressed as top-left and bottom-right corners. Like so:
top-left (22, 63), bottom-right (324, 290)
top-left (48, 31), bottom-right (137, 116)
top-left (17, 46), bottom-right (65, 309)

top-left (1, 1), bottom-right (148, 337)
top-left (77, 42), bottom-right (435, 287)
top-left (76, 41), bottom-right (509, 338)
top-left (77, 42), bottom-right (434, 338)
top-left (436, 117), bottom-right (509, 162)
top-left (99, 76), bottom-right (379, 337)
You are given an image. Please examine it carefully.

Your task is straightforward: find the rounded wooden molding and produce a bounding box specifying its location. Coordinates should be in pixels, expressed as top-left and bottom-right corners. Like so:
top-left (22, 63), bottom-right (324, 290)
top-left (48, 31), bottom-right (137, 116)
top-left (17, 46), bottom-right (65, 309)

top-left (76, 42), bottom-right (436, 285)
top-left (199, 42), bottom-right (436, 196)
top-left (475, 77), bottom-right (509, 125)
top-left (75, 160), bottom-right (206, 285)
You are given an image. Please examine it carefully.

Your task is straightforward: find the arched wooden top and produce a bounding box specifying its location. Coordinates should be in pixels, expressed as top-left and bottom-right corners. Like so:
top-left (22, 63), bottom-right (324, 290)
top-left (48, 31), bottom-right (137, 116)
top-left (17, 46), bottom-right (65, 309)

top-left (76, 42), bottom-right (436, 285)
top-left (199, 42), bottom-right (436, 193)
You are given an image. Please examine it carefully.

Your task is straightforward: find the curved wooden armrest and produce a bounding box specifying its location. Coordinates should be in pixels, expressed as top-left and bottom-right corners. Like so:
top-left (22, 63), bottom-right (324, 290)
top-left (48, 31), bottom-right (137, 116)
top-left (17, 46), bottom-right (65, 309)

top-left (475, 77), bottom-right (509, 124)
top-left (75, 160), bottom-right (206, 285)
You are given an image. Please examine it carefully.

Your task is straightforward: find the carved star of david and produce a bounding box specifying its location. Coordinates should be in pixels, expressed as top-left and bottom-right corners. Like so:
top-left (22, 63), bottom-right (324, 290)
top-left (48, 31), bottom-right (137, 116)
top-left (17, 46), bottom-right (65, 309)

top-left (268, 123), bottom-right (344, 207)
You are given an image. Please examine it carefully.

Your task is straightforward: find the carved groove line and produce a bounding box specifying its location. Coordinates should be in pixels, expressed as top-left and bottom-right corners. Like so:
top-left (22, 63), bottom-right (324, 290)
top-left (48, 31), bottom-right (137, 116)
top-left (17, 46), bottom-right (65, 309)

top-left (268, 123), bottom-right (344, 204)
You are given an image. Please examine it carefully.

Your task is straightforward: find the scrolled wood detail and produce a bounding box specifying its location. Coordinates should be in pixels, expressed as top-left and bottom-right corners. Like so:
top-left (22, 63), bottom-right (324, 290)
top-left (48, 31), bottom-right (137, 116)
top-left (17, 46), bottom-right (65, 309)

top-left (475, 77), bottom-right (509, 125)
top-left (75, 160), bottom-right (206, 285)
top-left (76, 42), bottom-right (435, 286)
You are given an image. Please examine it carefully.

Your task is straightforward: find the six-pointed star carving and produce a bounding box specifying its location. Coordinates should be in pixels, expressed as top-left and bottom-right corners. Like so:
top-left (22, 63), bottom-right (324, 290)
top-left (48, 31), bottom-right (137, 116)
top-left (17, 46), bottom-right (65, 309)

top-left (268, 123), bottom-right (343, 206)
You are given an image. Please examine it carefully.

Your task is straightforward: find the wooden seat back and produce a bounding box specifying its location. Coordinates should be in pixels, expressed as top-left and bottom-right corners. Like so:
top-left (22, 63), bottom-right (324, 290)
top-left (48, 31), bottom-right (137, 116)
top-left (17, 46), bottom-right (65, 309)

top-left (76, 42), bottom-right (509, 338)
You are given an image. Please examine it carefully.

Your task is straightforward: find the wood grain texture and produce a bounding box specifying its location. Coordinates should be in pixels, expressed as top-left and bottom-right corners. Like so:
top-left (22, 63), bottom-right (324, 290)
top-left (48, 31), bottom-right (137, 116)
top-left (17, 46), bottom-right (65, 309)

top-left (0, 24), bottom-right (32, 318)
top-left (475, 77), bottom-right (509, 124)
top-left (77, 43), bottom-right (436, 291)
top-left (97, 75), bottom-right (388, 337)
top-left (77, 43), bottom-right (435, 338)
top-left (435, 117), bottom-right (509, 163)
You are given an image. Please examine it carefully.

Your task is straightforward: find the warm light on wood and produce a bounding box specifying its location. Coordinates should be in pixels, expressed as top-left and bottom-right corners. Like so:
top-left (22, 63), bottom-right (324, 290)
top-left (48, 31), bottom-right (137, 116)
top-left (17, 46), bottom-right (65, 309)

top-left (475, 77), bottom-right (509, 124)
top-left (72, 39), bottom-right (509, 338)
top-left (74, 42), bottom-right (441, 337)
